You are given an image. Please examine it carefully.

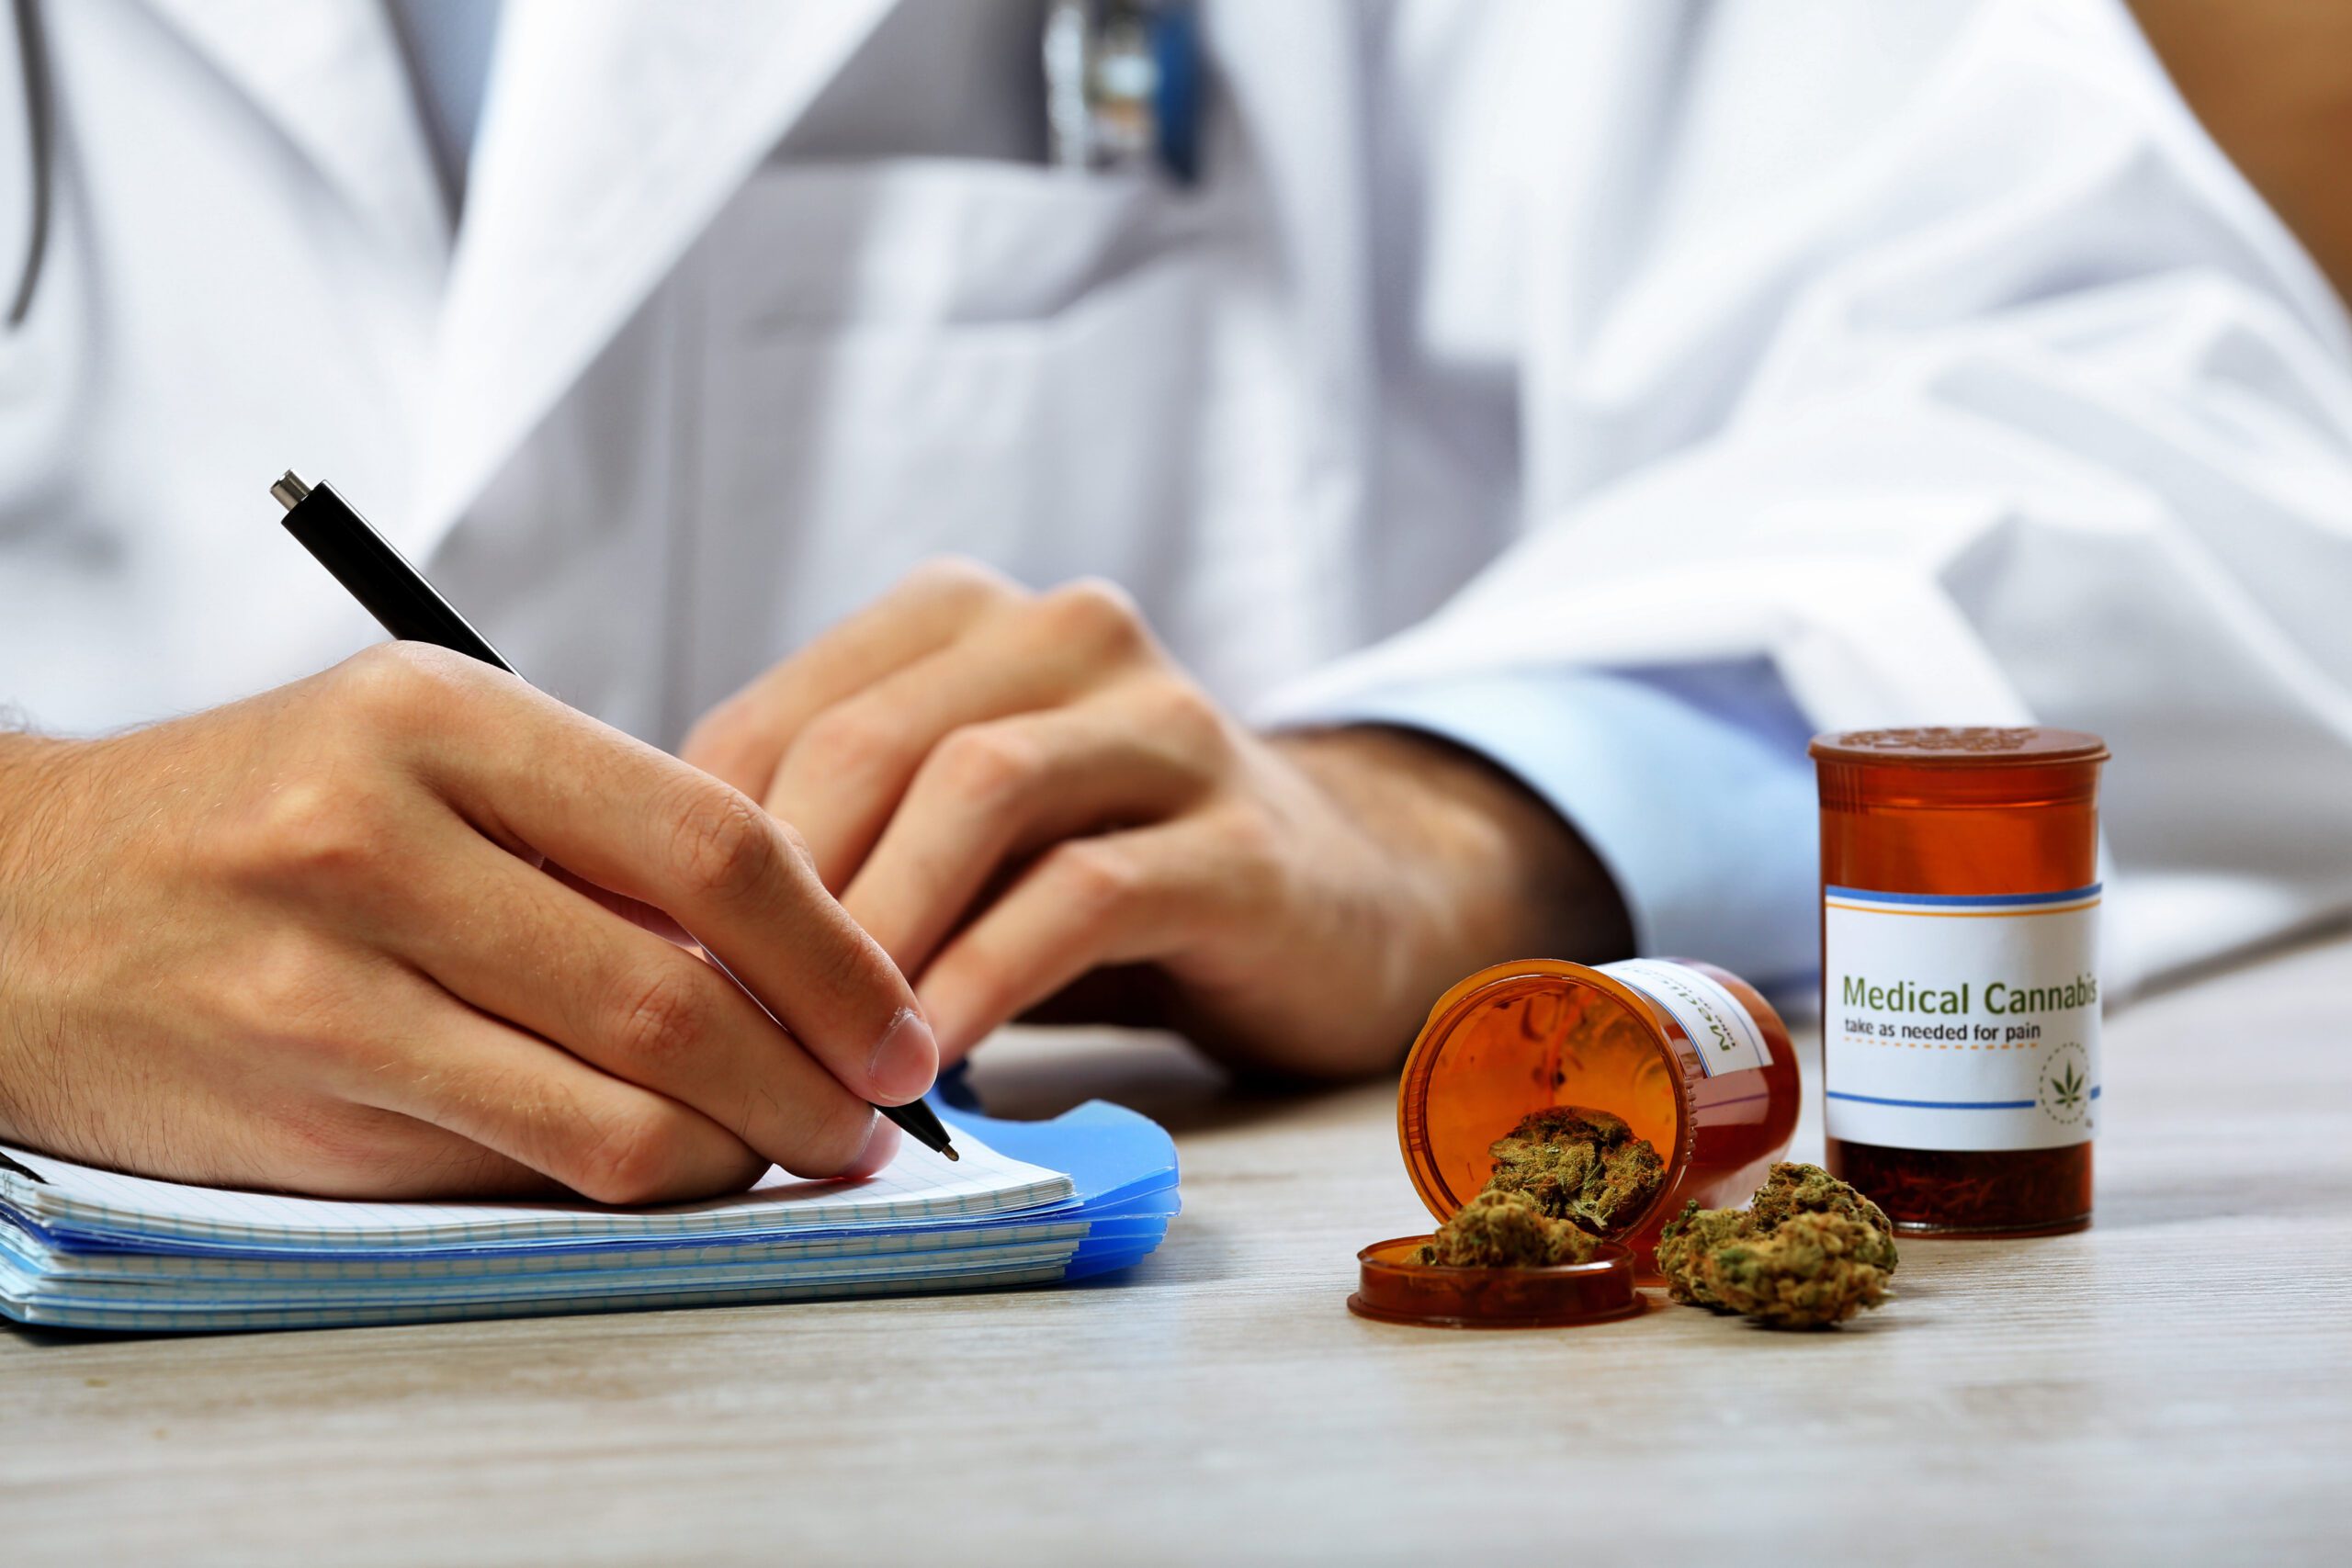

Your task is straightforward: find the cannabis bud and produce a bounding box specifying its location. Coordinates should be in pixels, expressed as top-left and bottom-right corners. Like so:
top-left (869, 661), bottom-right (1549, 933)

top-left (1654, 1200), bottom-right (1747, 1308)
top-left (1419, 1190), bottom-right (1603, 1269)
top-left (1484, 1106), bottom-right (1666, 1235)
top-left (1657, 1163), bottom-right (1899, 1329)
top-left (1746, 1161), bottom-right (1900, 1273)
top-left (1699, 1212), bottom-right (1891, 1327)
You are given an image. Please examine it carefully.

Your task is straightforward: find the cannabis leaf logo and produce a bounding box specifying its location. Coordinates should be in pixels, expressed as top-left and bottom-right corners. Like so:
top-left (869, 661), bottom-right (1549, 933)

top-left (2037, 1043), bottom-right (2093, 1127)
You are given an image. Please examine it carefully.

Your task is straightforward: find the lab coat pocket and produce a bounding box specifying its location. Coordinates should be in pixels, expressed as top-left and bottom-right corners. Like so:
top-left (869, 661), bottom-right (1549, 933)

top-left (684, 158), bottom-right (1211, 682)
top-left (707, 157), bottom-right (1184, 327)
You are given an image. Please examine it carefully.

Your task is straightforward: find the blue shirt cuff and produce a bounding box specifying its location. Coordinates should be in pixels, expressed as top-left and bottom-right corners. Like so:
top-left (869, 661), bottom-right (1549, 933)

top-left (1283, 663), bottom-right (1821, 991)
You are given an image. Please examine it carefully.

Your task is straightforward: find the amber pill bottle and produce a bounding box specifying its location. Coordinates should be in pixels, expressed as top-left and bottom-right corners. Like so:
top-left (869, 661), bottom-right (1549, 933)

top-left (1396, 958), bottom-right (1801, 1269)
top-left (1810, 728), bottom-right (2109, 1235)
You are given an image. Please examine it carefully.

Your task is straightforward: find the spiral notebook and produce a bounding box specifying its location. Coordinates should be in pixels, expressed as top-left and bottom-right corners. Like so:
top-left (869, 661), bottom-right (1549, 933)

top-left (0, 1100), bottom-right (1178, 1333)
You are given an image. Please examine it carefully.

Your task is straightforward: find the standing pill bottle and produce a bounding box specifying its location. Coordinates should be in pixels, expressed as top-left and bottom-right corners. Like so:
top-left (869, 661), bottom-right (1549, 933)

top-left (1396, 958), bottom-right (1800, 1269)
top-left (1810, 727), bottom-right (2109, 1235)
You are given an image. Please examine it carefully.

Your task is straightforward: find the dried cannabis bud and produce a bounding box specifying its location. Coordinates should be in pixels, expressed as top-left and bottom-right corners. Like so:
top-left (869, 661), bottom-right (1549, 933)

top-left (1485, 1106), bottom-right (1666, 1235)
top-left (1419, 1190), bottom-right (1602, 1268)
top-left (1410, 1107), bottom-right (1655, 1271)
top-left (1655, 1200), bottom-right (1748, 1308)
top-left (1695, 1212), bottom-right (1891, 1328)
top-left (1657, 1163), bottom-right (1899, 1329)
top-left (1746, 1162), bottom-right (1901, 1274)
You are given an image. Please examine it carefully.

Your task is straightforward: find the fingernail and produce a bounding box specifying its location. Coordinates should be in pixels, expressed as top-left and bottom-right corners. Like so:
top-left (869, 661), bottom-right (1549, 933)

top-left (866, 1007), bottom-right (939, 1103)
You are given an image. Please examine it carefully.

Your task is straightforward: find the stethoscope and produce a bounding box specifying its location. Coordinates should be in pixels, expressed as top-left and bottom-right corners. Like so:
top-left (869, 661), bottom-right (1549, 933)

top-left (1045, 0), bottom-right (1199, 184)
top-left (0, 0), bottom-right (1196, 332)
top-left (7, 0), bottom-right (51, 329)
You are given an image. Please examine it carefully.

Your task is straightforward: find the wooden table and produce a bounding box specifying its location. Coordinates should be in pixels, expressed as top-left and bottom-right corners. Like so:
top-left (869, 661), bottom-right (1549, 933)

top-left (8, 931), bottom-right (2350, 1564)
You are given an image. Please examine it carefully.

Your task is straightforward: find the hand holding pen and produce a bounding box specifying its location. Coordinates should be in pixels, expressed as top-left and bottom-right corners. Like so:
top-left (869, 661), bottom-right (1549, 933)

top-left (264, 471), bottom-right (959, 1172)
top-left (0, 468), bottom-right (953, 1204)
top-left (0, 637), bottom-right (943, 1203)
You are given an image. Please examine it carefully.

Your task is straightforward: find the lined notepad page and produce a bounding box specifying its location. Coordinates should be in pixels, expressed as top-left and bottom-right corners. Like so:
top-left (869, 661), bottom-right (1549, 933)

top-left (0, 1129), bottom-right (1073, 1252)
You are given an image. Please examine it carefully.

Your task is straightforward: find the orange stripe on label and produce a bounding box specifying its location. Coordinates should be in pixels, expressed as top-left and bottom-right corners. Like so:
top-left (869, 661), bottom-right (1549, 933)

top-left (1825, 901), bottom-right (2100, 919)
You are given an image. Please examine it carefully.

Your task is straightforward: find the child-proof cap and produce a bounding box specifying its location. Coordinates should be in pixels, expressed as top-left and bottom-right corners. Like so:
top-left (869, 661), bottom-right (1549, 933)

top-left (1348, 1236), bottom-right (1640, 1329)
top-left (1394, 958), bottom-right (1802, 1269)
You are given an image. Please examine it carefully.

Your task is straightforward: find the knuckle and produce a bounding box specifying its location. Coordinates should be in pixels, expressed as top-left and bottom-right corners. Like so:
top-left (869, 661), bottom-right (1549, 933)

top-left (333, 640), bottom-right (481, 729)
top-left (678, 695), bottom-right (760, 772)
top-left (767, 815), bottom-right (817, 872)
top-left (1037, 578), bottom-right (1147, 652)
top-left (609, 964), bottom-right (712, 1076)
top-left (567, 1110), bottom-right (692, 1207)
top-left (790, 704), bottom-right (905, 786)
top-left (792, 1103), bottom-right (881, 1179)
top-left (905, 555), bottom-right (1021, 612)
top-left (928, 722), bottom-right (1044, 809)
top-left (666, 785), bottom-right (784, 906)
top-left (247, 772), bottom-right (346, 864)
top-left (817, 921), bottom-right (897, 1006)
top-left (1044, 839), bottom-right (1140, 916)
top-left (240, 774), bottom-right (401, 893)
top-left (1136, 677), bottom-right (1227, 761)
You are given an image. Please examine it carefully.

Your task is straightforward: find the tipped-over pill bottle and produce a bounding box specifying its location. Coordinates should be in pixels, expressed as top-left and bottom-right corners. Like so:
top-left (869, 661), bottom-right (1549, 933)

top-left (1396, 958), bottom-right (1800, 1268)
top-left (1810, 727), bottom-right (2108, 1235)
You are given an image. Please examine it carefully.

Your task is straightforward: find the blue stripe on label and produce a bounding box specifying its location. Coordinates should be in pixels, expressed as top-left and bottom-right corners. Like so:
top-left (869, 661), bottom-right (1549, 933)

top-left (1826, 1089), bottom-right (2099, 1110)
top-left (1826, 884), bottom-right (2101, 908)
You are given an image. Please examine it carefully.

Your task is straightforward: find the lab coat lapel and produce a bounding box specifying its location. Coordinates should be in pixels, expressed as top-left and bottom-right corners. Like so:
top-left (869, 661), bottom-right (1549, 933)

top-left (406, 0), bottom-right (897, 558)
top-left (142, 0), bottom-right (446, 274)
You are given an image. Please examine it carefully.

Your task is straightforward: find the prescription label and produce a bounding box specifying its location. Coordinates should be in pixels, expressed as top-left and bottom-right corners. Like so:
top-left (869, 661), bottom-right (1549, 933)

top-left (1602, 958), bottom-right (1771, 1077)
top-left (1824, 885), bottom-right (2101, 1151)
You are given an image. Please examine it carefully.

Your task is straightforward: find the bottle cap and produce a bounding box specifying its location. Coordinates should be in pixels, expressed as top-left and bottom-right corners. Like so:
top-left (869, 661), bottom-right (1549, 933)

top-left (1347, 1236), bottom-right (1642, 1329)
top-left (1809, 726), bottom-right (2109, 769)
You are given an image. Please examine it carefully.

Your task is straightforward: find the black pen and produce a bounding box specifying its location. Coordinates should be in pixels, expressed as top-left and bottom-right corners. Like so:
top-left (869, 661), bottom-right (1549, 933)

top-left (267, 470), bottom-right (959, 1165)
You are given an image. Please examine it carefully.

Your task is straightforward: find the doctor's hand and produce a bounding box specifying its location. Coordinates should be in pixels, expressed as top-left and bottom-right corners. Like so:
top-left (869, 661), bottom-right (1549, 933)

top-left (684, 562), bottom-right (1631, 1077)
top-left (0, 645), bottom-right (934, 1200)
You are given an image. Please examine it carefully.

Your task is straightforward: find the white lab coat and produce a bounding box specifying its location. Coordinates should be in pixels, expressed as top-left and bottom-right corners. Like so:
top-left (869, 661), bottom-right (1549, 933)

top-left (2, 0), bottom-right (2347, 993)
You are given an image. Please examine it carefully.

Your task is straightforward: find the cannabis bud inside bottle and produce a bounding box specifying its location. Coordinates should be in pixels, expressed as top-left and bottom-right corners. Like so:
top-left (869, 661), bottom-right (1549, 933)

top-left (1349, 958), bottom-right (1802, 1327)
top-left (1395, 958), bottom-right (1802, 1267)
top-left (1809, 727), bottom-right (2109, 1235)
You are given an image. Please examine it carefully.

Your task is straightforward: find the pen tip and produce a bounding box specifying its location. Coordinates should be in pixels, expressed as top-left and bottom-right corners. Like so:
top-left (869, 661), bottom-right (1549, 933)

top-left (942, 1145), bottom-right (960, 1162)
